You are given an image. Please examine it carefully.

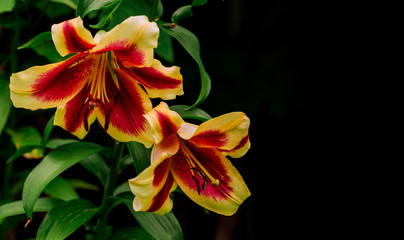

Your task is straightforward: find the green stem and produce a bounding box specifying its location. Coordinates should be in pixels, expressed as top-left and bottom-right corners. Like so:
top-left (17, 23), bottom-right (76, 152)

top-left (94, 141), bottom-right (124, 240)
top-left (149, 0), bottom-right (159, 21)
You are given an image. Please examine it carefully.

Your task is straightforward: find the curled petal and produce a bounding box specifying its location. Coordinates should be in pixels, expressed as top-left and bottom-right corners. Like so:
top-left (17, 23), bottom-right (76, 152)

top-left (190, 112), bottom-right (250, 152)
top-left (51, 17), bottom-right (96, 57)
top-left (170, 143), bottom-right (250, 216)
top-left (129, 158), bottom-right (171, 199)
top-left (54, 87), bottom-right (96, 139)
top-left (219, 135), bottom-right (251, 158)
top-left (123, 59), bottom-right (183, 100)
top-left (10, 53), bottom-right (94, 110)
top-left (144, 102), bottom-right (184, 144)
top-left (133, 174), bottom-right (177, 215)
top-left (92, 16), bottom-right (159, 68)
top-left (95, 66), bottom-right (154, 146)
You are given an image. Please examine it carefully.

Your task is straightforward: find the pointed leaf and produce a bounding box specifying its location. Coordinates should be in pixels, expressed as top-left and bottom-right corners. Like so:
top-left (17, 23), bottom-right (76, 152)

top-left (160, 24), bottom-right (211, 108)
top-left (44, 176), bottom-right (79, 201)
top-left (76, 0), bottom-right (116, 18)
top-left (22, 142), bottom-right (105, 218)
top-left (36, 199), bottom-right (98, 240)
top-left (117, 192), bottom-right (183, 240)
top-left (0, 79), bottom-right (11, 134)
top-left (0, 198), bottom-right (64, 225)
top-left (43, 114), bottom-right (55, 146)
top-left (79, 153), bottom-right (109, 185)
top-left (89, 0), bottom-right (123, 29)
top-left (170, 105), bottom-right (211, 121)
top-left (127, 142), bottom-right (151, 174)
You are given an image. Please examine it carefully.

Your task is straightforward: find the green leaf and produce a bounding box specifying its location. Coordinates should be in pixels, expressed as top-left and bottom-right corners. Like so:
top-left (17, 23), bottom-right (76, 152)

top-left (22, 142), bottom-right (105, 218)
top-left (36, 199), bottom-right (98, 240)
top-left (155, 25), bottom-right (175, 63)
top-left (171, 5), bottom-right (193, 24)
top-left (44, 176), bottom-right (79, 201)
top-left (127, 142), bottom-right (151, 174)
top-left (0, 0), bottom-right (16, 13)
top-left (76, 0), bottom-right (116, 18)
top-left (109, 0), bottom-right (151, 29)
top-left (170, 105), bottom-right (211, 121)
top-left (46, 138), bottom-right (78, 149)
top-left (89, 0), bottom-right (123, 29)
top-left (109, 227), bottom-right (154, 240)
top-left (8, 126), bottom-right (44, 160)
top-left (18, 32), bottom-right (52, 50)
top-left (79, 153), bottom-right (109, 185)
top-left (0, 79), bottom-right (11, 134)
top-left (50, 0), bottom-right (77, 10)
top-left (7, 144), bottom-right (44, 164)
top-left (18, 32), bottom-right (67, 62)
top-left (0, 198), bottom-right (64, 225)
top-left (43, 114), bottom-right (55, 146)
top-left (117, 192), bottom-right (184, 240)
top-left (160, 24), bottom-right (211, 108)
top-left (192, 0), bottom-right (208, 7)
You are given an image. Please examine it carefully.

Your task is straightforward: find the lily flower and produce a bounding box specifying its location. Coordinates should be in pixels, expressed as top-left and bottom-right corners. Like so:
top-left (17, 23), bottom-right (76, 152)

top-left (10, 16), bottom-right (183, 146)
top-left (129, 102), bottom-right (251, 216)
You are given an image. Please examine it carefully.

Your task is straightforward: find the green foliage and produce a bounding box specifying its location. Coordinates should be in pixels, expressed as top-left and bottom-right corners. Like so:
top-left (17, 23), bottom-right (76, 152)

top-left (36, 199), bottom-right (98, 240)
top-left (0, 79), bottom-right (11, 134)
top-left (22, 142), bottom-right (106, 218)
top-left (161, 24), bottom-right (212, 108)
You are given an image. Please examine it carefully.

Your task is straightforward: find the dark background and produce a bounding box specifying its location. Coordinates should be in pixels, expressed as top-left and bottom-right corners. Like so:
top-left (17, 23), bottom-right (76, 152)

top-left (1, 0), bottom-right (357, 239)
top-left (165, 0), bottom-right (339, 239)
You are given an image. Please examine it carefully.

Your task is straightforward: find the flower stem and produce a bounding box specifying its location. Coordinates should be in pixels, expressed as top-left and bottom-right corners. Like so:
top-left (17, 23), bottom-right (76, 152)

top-left (94, 141), bottom-right (124, 240)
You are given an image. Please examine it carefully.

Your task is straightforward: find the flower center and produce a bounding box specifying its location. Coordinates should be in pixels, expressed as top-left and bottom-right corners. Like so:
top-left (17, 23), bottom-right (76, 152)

top-left (81, 52), bottom-right (118, 132)
top-left (89, 52), bottom-right (110, 103)
top-left (178, 137), bottom-right (220, 195)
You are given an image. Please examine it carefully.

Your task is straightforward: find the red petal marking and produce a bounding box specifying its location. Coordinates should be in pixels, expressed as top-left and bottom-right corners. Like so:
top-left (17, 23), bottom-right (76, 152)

top-left (32, 53), bottom-right (94, 102)
top-left (152, 159), bottom-right (170, 188)
top-left (220, 135), bottom-right (249, 153)
top-left (124, 64), bottom-right (182, 90)
top-left (63, 87), bottom-right (93, 134)
top-left (147, 174), bottom-right (175, 212)
top-left (170, 142), bottom-right (233, 200)
top-left (114, 47), bottom-right (145, 67)
top-left (63, 21), bottom-right (95, 53)
top-left (106, 68), bottom-right (150, 136)
top-left (190, 130), bottom-right (228, 148)
top-left (156, 110), bottom-right (180, 140)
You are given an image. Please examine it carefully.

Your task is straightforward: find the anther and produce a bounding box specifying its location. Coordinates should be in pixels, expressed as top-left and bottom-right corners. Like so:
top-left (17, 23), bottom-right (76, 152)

top-left (192, 175), bottom-right (202, 195)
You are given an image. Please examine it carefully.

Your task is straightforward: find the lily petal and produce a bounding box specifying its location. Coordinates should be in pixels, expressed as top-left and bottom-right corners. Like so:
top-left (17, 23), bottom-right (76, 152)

top-left (51, 17), bottom-right (96, 57)
top-left (144, 102), bottom-right (184, 144)
top-left (129, 158), bottom-right (171, 199)
top-left (219, 135), bottom-right (251, 158)
top-left (133, 174), bottom-right (177, 215)
top-left (92, 16), bottom-right (159, 68)
top-left (10, 53), bottom-right (94, 110)
top-left (54, 86), bottom-right (96, 139)
top-left (123, 59), bottom-right (183, 100)
top-left (95, 67), bottom-right (154, 146)
top-left (150, 134), bottom-right (180, 164)
top-left (170, 142), bottom-right (250, 216)
top-left (190, 112), bottom-right (250, 151)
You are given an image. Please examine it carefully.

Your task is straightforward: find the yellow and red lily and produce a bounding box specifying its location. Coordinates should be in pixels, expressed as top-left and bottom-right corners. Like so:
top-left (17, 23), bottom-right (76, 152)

top-left (129, 102), bottom-right (251, 216)
top-left (10, 16), bottom-right (183, 146)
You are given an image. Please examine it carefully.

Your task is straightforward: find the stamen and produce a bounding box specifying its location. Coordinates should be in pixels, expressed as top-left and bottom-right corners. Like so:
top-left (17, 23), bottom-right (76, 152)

top-left (178, 138), bottom-right (220, 194)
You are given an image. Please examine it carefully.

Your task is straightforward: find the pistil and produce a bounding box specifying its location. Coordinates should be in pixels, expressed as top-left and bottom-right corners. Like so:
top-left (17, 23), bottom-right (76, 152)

top-left (178, 137), bottom-right (220, 194)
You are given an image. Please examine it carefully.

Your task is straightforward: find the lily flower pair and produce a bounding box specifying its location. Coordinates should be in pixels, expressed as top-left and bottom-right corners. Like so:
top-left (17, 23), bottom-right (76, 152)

top-left (10, 16), bottom-right (250, 215)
